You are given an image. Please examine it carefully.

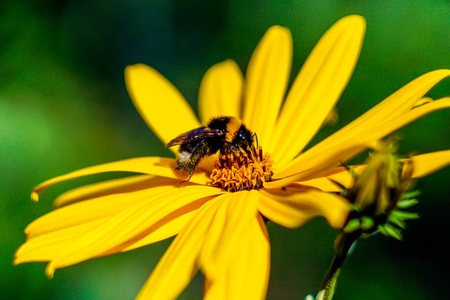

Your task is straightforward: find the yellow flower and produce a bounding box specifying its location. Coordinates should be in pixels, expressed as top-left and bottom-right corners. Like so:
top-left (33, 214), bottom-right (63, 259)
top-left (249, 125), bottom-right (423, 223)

top-left (15, 15), bottom-right (450, 299)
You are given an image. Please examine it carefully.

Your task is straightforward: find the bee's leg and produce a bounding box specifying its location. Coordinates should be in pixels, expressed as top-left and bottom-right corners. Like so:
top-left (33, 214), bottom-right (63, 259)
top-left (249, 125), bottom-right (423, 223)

top-left (177, 140), bottom-right (211, 183)
top-left (220, 143), bottom-right (230, 155)
top-left (179, 174), bottom-right (193, 185)
top-left (221, 142), bottom-right (239, 154)
top-left (177, 158), bottom-right (198, 183)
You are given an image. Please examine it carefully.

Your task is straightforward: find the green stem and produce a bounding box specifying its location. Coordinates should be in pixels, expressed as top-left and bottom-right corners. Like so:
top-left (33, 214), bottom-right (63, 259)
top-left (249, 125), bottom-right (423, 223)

top-left (320, 232), bottom-right (359, 300)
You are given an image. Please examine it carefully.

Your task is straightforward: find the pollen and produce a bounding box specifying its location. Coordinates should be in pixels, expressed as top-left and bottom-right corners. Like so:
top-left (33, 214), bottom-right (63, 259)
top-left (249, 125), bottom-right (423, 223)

top-left (210, 146), bottom-right (274, 192)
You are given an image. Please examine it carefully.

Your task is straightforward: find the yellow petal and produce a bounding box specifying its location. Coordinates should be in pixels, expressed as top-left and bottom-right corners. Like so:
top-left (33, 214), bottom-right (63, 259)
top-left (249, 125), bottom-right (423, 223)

top-left (275, 97), bottom-right (450, 182)
top-left (125, 64), bottom-right (201, 148)
top-left (409, 150), bottom-right (450, 178)
top-left (243, 26), bottom-right (292, 149)
top-left (198, 191), bottom-right (259, 279)
top-left (286, 165), bottom-right (366, 192)
top-left (294, 177), bottom-right (343, 192)
top-left (258, 188), bottom-right (313, 228)
top-left (269, 142), bottom-right (368, 188)
top-left (120, 205), bottom-right (198, 252)
top-left (199, 60), bottom-right (243, 123)
top-left (258, 186), bottom-right (351, 229)
top-left (332, 70), bottom-right (450, 141)
top-left (269, 15), bottom-right (365, 167)
top-left (225, 215), bottom-right (270, 299)
top-left (197, 194), bottom-right (233, 280)
top-left (15, 222), bottom-right (100, 264)
top-left (16, 197), bottom-right (201, 265)
top-left (413, 97), bottom-right (433, 107)
top-left (345, 97), bottom-right (450, 148)
top-left (26, 182), bottom-right (176, 238)
top-left (204, 214), bottom-right (270, 300)
top-left (324, 165), bottom-right (365, 189)
top-left (32, 157), bottom-right (210, 201)
top-left (54, 175), bottom-right (161, 207)
top-left (136, 196), bottom-right (224, 300)
top-left (44, 186), bottom-right (222, 276)
top-left (299, 70), bottom-right (450, 163)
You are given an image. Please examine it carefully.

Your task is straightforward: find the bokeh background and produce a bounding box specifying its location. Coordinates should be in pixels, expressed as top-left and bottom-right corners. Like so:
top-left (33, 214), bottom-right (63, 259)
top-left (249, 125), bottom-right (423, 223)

top-left (1, 0), bottom-right (449, 299)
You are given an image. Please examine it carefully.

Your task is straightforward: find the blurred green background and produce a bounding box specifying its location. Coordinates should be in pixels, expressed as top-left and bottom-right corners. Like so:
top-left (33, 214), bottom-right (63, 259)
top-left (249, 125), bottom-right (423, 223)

top-left (1, 0), bottom-right (449, 299)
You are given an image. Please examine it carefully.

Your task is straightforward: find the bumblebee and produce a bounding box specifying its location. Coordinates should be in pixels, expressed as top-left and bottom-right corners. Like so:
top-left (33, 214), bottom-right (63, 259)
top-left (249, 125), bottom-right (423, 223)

top-left (164, 116), bottom-right (254, 178)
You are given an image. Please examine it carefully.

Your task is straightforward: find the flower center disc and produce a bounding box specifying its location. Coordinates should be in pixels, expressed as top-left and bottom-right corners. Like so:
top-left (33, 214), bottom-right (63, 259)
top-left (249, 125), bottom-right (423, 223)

top-left (210, 146), bottom-right (274, 192)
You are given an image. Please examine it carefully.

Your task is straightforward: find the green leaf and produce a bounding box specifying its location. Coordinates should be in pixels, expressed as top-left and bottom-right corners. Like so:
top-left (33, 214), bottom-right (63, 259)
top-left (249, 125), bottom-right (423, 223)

top-left (383, 223), bottom-right (403, 240)
top-left (387, 216), bottom-right (407, 229)
top-left (397, 199), bottom-right (419, 209)
top-left (377, 225), bottom-right (389, 237)
top-left (343, 219), bottom-right (361, 233)
top-left (360, 216), bottom-right (375, 231)
top-left (402, 190), bottom-right (421, 200)
top-left (391, 210), bottom-right (420, 220)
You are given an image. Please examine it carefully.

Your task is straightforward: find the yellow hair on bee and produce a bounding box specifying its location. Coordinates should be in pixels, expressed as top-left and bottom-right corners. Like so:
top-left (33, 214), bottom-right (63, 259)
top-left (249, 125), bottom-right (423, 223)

top-left (225, 117), bottom-right (242, 143)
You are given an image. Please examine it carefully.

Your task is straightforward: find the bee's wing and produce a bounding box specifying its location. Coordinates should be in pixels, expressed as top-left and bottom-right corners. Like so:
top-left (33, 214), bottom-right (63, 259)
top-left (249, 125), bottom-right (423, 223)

top-left (163, 127), bottom-right (223, 148)
top-left (162, 135), bottom-right (188, 148)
